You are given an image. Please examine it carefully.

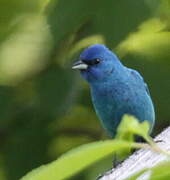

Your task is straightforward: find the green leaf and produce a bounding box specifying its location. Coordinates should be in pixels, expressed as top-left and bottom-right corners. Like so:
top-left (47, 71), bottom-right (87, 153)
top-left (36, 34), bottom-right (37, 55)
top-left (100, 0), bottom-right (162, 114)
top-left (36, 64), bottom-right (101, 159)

top-left (145, 0), bottom-right (170, 24)
top-left (127, 161), bottom-right (170, 180)
top-left (0, 15), bottom-right (52, 85)
top-left (46, 0), bottom-right (92, 44)
top-left (0, 0), bottom-right (48, 44)
top-left (116, 114), bottom-right (150, 141)
top-left (115, 115), bottom-right (150, 159)
top-left (47, 0), bottom-right (151, 49)
top-left (20, 140), bottom-right (139, 180)
top-left (150, 161), bottom-right (170, 180)
top-left (116, 18), bottom-right (170, 62)
top-left (126, 169), bottom-right (147, 180)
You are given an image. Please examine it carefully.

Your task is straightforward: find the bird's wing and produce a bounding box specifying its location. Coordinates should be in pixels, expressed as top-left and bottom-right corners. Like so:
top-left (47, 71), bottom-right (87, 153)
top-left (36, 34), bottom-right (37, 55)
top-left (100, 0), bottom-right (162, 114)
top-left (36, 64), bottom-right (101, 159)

top-left (127, 68), bottom-right (151, 96)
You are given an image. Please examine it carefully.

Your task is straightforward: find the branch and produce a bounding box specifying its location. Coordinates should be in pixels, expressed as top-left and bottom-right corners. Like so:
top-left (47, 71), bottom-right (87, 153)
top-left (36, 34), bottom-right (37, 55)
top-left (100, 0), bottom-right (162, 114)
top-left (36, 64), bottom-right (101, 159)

top-left (99, 126), bottom-right (170, 180)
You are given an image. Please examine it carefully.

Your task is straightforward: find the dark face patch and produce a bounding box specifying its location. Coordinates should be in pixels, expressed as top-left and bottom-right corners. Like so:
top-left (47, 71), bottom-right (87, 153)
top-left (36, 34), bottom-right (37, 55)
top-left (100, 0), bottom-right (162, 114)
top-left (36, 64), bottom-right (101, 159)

top-left (82, 58), bottom-right (101, 66)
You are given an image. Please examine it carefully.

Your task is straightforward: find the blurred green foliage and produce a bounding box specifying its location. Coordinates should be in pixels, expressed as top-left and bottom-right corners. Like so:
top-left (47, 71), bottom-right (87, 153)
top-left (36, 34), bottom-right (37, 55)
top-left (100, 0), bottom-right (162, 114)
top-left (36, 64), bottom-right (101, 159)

top-left (20, 116), bottom-right (170, 180)
top-left (0, 0), bottom-right (169, 180)
top-left (20, 116), bottom-right (153, 180)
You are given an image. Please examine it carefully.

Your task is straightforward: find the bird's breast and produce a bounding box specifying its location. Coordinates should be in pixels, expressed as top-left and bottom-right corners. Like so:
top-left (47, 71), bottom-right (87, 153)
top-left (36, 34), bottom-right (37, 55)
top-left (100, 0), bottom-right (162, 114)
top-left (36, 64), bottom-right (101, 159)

top-left (90, 85), bottom-right (124, 136)
top-left (90, 81), bottom-right (155, 137)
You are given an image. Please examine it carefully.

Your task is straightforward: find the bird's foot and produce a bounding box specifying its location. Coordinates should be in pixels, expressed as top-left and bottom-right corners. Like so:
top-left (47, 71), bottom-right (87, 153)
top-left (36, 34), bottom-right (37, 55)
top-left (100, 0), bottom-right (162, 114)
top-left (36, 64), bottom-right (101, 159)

top-left (154, 139), bottom-right (164, 143)
top-left (112, 154), bottom-right (125, 168)
top-left (96, 174), bottom-right (103, 180)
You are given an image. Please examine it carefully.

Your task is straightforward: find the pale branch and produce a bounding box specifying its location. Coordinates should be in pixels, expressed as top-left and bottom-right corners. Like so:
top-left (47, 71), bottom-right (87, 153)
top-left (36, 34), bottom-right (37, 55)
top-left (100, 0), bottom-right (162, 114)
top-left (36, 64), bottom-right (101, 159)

top-left (99, 126), bottom-right (170, 180)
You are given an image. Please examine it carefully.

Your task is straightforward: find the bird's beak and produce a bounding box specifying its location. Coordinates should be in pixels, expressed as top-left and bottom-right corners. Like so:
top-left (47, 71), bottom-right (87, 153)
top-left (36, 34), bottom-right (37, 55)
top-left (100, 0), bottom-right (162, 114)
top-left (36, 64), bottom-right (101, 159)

top-left (72, 60), bottom-right (88, 70)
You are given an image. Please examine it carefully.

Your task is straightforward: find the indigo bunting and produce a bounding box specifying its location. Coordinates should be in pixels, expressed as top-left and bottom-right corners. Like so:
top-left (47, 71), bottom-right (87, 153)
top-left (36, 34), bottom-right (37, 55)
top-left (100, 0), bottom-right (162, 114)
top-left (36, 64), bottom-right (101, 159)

top-left (72, 44), bottom-right (155, 137)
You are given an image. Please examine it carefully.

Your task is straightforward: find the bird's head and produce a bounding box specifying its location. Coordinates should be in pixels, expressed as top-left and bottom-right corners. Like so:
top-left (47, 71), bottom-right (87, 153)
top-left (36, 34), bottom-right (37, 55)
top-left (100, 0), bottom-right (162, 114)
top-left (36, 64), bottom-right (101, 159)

top-left (72, 44), bottom-right (122, 84)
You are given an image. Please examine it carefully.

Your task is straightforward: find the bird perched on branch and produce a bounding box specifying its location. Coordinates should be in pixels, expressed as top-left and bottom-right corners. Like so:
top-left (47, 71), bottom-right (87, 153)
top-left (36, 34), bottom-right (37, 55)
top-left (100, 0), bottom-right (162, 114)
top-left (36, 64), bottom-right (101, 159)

top-left (72, 44), bottom-right (155, 138)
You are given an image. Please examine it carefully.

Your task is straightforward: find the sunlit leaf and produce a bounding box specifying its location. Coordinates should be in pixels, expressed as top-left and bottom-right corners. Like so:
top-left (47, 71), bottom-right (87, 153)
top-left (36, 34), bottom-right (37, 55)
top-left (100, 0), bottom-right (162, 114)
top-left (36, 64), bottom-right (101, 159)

top-left (127, 161), bottom-right (170, 180)
top-left (126, 169), bottom-right (147, 180)
top-left (150, 161), bottom-right (170, 180)
top-left (0, 0), bottom-right (49, 44)
top-left (0, 15), bottom-right (52, 85)
top-left (20, 140), bottom-right (140, 180)
top-left (116, 114), bottom-right (150, 141)
top-left (116, 18), bottom-right (170, 61)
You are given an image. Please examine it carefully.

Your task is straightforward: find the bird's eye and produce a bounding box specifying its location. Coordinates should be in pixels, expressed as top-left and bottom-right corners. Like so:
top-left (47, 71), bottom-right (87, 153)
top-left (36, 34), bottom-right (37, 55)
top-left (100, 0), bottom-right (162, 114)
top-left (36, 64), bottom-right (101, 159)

top-left (94, 58), bottom-right (100, 64)
top-left (83, 58), bottom-right (101, 66)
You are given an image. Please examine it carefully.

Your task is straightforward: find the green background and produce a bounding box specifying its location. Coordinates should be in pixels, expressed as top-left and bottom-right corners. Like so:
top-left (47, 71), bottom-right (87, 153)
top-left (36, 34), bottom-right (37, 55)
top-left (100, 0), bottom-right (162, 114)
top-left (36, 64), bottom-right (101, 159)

top-left (0, 0), bottom-right (169, 179)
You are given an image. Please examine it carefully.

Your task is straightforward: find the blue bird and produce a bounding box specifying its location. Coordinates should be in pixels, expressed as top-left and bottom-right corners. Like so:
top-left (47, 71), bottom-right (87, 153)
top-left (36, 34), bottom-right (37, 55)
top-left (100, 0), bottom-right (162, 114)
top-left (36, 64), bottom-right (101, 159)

top-left (72, 44), bottom-right (155, 138)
